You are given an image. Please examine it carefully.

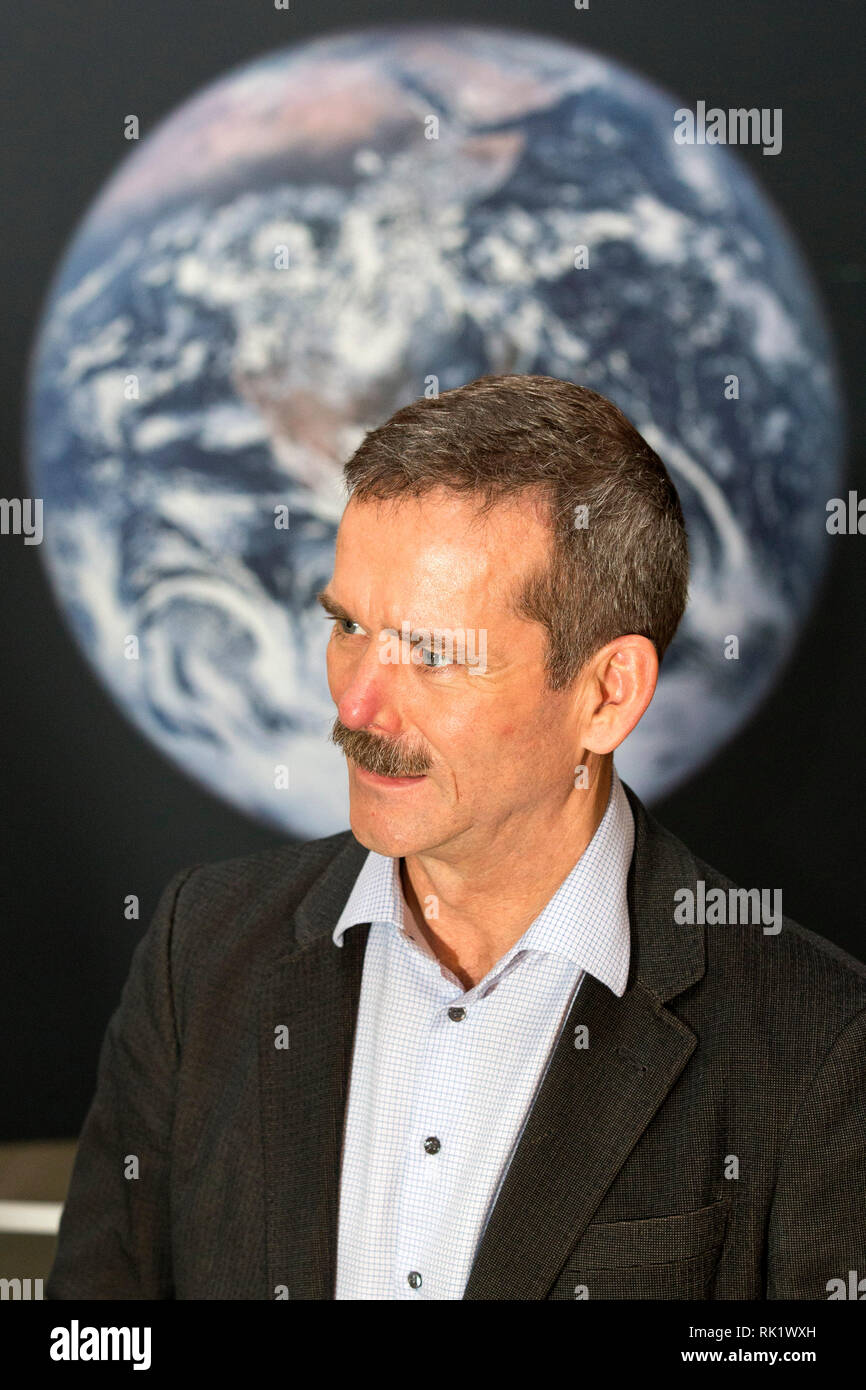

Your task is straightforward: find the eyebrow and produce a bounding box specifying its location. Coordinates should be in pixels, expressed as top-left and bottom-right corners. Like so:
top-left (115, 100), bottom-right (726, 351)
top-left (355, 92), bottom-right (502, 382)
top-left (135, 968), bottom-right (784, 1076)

top-left (316, 589), bottom-right (354, 622)
top-left (316, 591), bottom-right (451, 633)
top-left (316, 589), bottom-right (494, 657)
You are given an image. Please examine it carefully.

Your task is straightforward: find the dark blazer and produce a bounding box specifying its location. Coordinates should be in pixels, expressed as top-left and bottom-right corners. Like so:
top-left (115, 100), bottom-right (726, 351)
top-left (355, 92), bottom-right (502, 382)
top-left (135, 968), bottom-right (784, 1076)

top-left (47, 783), bottom-right (866, 1300)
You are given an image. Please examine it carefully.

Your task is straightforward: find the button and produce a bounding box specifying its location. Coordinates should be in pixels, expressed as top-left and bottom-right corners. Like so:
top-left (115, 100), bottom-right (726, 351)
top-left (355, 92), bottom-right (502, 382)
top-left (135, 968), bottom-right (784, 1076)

top-left (407, 1271), bottom-right (422, 1289)
top-left (448, 1006), bottom-right (466, 1022)
top-left (423, 1136), bottom-right (441, 1154)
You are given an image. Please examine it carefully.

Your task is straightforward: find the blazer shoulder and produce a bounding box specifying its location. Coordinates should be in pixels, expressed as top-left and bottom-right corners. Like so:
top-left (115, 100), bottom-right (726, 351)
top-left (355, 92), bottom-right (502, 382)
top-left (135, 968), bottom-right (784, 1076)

top-left (690, 845), bottom-right (866, 985)
top-left (626, 784), bottom-right (866, 1021)
top-left (629, 790), bottom-right (866, 1076)
top-left (156, 828), bottom-right (360, 975)
top-left (172, 828), bottom-right (357, 908)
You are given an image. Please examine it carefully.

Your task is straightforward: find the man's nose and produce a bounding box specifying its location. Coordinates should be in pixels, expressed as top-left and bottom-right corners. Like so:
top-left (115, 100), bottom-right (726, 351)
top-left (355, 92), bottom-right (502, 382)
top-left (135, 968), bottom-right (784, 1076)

top-left (335, 640), bottom-right (408, 736)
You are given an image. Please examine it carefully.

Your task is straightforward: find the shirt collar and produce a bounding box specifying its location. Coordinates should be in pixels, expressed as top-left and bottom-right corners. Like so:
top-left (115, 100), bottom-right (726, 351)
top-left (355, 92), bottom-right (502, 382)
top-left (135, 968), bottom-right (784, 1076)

top-left (332, 763), bottom-right (634, 997)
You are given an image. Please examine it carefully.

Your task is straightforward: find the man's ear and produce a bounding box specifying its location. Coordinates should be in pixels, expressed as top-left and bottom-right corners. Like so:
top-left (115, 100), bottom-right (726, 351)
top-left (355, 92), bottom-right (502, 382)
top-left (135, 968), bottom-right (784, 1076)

top-left (581, 636), bottom-right (659, 755)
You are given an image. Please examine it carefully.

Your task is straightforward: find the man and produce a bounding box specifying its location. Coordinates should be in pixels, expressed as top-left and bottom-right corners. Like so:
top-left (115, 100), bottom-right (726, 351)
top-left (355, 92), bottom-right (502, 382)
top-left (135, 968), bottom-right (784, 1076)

top-left (48, 374), bottom-right (865, 1300)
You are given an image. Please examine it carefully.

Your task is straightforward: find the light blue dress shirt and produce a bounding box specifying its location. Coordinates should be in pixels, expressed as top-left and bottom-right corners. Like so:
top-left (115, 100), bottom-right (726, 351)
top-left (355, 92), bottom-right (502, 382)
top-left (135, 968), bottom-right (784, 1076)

top-left (332, 763), bottom-right (635, 1299)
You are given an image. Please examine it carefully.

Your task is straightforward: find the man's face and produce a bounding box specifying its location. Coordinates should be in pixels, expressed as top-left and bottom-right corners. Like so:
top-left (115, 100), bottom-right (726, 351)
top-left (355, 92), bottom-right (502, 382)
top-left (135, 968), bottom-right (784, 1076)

top-left (321, 486), bottom-right (586, 860)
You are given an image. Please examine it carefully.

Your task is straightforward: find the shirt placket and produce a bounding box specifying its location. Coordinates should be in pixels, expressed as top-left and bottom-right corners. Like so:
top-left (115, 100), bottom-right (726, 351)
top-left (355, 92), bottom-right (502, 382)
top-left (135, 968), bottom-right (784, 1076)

top-left (390, 943), bottom-right (519, 1299)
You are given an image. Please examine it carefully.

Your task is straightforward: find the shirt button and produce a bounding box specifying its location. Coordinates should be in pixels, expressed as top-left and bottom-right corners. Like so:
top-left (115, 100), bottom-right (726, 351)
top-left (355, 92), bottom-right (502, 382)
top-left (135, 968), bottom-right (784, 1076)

top-left (407, 1271), bottom-right (422, 1289)
top-left (423, 1136), bottom-right (441, 1154)
top-left (448, 1006), bottom-right (466, 1022)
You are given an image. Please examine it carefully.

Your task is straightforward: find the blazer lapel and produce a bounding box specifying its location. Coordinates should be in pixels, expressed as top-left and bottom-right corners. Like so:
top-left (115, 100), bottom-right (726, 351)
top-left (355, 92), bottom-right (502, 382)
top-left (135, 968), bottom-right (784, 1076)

top-left (463, 784), bottom-right (706, 1300)
top-left (259, 834), bottom-right (368, 1300)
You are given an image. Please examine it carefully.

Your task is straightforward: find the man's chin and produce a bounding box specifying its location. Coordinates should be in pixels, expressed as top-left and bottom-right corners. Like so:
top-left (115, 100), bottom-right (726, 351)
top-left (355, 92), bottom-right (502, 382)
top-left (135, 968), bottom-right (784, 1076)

top-left (347, 794), bottom-right (427, 858)
top-left (348, 813), bottom-right (422, 858)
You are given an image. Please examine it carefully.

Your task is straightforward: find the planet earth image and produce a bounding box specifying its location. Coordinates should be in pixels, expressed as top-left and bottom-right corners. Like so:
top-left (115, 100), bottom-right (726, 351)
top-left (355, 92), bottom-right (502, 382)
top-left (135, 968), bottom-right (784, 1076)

top-left (26, 24), bottom-right (843, 837)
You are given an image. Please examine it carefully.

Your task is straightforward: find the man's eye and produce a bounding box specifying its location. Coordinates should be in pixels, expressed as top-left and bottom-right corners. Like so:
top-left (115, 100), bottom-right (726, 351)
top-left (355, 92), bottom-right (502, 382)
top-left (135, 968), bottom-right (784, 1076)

top-left (419, 646), bottom-right (452, 668)
top-left (327, 617), bottom-right (363, 636)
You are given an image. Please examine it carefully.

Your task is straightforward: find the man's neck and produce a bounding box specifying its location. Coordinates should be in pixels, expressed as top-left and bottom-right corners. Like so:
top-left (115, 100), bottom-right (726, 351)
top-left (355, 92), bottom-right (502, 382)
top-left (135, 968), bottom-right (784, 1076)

top-left (399, 760), bottom-right (614, 990)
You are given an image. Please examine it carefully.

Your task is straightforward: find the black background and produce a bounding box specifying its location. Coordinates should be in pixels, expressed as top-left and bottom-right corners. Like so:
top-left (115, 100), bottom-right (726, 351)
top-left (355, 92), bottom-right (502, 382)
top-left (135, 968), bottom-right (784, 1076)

top-left (2, 0), bottom-right (863, 1140)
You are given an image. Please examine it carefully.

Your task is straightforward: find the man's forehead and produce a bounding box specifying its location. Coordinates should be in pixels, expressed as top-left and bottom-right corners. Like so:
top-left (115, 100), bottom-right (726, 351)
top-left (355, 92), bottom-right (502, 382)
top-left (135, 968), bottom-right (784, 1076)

top-left (337, 488), bottom-right (549, 570)
top-left (330, 490), bottom-right (552, 637)
top-left (334, 500), bottom-right (517, 621)
top-left (325, 562), bottom-right (501, 630)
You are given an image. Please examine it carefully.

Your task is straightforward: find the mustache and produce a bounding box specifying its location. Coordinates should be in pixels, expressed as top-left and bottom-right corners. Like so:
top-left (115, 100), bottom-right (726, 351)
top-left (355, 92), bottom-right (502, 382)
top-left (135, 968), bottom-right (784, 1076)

top-left (329, 717), bottom-right (432, 777)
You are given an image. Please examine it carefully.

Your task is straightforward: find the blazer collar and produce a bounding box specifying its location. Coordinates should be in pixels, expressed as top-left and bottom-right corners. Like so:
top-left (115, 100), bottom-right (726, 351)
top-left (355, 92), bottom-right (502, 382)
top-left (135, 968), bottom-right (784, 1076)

top-left (259, 781), bottom-right (706, 1299)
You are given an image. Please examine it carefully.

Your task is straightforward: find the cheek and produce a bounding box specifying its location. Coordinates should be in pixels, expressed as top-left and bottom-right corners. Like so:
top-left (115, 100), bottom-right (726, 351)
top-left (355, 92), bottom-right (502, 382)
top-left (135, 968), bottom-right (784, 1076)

top-left (496, 713), bottom-right (562, 758)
